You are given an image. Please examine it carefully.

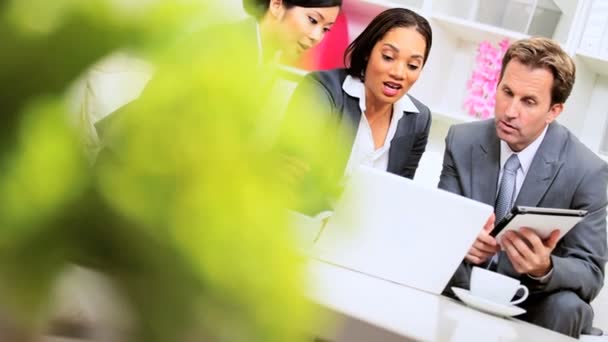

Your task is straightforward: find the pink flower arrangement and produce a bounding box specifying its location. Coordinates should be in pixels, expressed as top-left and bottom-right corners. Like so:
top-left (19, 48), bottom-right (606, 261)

top-left (463, 39), bottom-right (510, 119)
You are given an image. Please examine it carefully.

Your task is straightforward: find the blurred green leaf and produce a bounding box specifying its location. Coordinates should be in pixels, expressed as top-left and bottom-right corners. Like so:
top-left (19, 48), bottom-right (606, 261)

top-left (0, 1), bottom-right (348, 341)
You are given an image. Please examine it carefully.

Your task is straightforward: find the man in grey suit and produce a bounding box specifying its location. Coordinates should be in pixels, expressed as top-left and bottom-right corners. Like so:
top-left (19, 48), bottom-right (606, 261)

top-left (439, 37), bottom-right (608, 337)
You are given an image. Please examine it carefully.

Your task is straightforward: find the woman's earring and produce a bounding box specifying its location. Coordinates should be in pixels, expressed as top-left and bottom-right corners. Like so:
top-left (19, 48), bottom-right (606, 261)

top-left (269, 0), bottom-right (282, 18)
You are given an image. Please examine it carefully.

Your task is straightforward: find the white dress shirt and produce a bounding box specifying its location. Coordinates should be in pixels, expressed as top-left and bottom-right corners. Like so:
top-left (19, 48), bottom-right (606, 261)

top-left (497, 125), bottom-right (548, 202)
top-left (342, 75), bottom-right (419, 178)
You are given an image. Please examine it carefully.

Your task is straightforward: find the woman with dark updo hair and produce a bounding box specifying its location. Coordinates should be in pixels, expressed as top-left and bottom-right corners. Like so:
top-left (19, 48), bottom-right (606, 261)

top-left (241, 0), bottom-right (342, 63)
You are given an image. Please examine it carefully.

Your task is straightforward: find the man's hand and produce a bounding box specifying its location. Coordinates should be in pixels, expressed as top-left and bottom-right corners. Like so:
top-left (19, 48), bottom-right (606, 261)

top-left (500, 227), bottom-right (560, 277)
top-left (465, 213), bottom-right (501, 264)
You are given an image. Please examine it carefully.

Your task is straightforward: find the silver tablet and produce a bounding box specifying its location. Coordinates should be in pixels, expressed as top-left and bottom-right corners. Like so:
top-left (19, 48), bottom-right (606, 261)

top-left (491, 206), bottom-right (587, 240)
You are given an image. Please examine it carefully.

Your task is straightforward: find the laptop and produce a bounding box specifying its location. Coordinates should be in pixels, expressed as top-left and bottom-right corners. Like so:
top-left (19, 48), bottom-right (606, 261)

top-left (312, 166), bottom-right (493, 295)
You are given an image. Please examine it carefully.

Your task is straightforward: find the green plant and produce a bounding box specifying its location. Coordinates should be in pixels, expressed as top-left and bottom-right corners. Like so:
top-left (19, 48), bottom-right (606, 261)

top-left (0, 1), bottom-right (348, 341)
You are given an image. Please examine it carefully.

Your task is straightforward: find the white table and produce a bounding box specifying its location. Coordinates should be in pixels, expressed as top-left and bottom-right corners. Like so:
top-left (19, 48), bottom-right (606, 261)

top-left (307, 259), bottom-right (577, 342)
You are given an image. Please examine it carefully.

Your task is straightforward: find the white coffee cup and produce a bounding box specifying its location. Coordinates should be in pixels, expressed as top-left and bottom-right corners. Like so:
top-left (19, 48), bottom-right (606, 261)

top-left (470, 267), bottom-right (529, 305)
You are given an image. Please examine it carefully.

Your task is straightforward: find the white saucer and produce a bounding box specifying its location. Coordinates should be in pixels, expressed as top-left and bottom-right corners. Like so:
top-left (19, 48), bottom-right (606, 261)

top-left (452, 287), bottom-right (526, 317)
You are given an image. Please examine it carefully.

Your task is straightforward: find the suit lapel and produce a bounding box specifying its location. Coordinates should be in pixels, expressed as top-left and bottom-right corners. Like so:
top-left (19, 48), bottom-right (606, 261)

top-left (387, 112), bottom-right (416, 173)
top-left (339, 92), bottom-right (362, 149)
top-left (471, 124), bottom-right (501, 205)
top-left (514, 123), bottom-right (565, 207)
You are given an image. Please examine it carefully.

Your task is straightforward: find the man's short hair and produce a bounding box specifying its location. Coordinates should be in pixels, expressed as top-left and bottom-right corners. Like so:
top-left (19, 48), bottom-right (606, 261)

top-left (500, 37), bottom-right (576, 105)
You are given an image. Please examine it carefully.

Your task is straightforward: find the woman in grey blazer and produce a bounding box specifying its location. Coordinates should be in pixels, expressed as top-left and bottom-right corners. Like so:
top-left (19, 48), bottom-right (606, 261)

top-left (285, 8), bottom-right (433, 180)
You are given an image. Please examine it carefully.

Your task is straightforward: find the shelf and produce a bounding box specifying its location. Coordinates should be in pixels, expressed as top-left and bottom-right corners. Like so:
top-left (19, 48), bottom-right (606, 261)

top-left (431, 13), bottom-right (528, 44)
top-left (576, 51), bottom-right (608, 77)
top-left (358, 0), bottom-right (421, 10)
top-left (432, 107), bottom-right (480, 124)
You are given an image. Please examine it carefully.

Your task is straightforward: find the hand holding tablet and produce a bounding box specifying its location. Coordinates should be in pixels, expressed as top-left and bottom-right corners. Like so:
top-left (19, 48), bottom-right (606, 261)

top-left (491, 206), bottom-right (587, 242)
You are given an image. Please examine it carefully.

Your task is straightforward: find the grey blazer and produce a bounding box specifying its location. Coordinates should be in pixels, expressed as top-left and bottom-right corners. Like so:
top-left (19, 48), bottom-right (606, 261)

top-left (439, 119), bottom-right (608, 302)
top-left (286, 68), bottom-right (432, 179)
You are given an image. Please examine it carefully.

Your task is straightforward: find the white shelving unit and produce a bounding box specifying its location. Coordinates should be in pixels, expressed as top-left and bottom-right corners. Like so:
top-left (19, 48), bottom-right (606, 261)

top-left (360, 0), bottom-right (423, 10)
top-left (576, 50), bottom-right (608, 77)
top-left (568, 1), bottom-right (608, 160)
top-left (575, 58), bottom-right (608, 157)
top-left (430, 13), bottom-right (528, 43)
top-left (431, 107), bottom-right (479, 124)
top-left (431, 0), bottom-right (581, 47)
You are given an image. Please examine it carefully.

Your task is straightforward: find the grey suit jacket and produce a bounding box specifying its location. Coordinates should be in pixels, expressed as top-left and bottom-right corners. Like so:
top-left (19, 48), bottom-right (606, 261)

top-left (286, 68), bottom-right (432, 179)
top-left (439, 119), bottom-right (608, 302)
